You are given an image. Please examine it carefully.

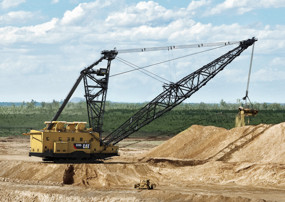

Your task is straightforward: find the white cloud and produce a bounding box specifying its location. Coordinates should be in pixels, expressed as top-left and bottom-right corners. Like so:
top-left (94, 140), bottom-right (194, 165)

top-left (253, 66), bottom-right (285, 82)
top-left (105, 1), bottom-right (187, 27)
top-left (270, 57), bottom-right (285, 66)
top-left (0, 1), bottom-right (284, 51)
top-left (0, 0), bottom-right (285, 102)
top-left (259, 0), bottom-right (285, 8)
top-left (187, 0), bottom-right (210, 11)
top-left (0, 0), bottom-right (25, 9)
top-left (29, 18), bottom-right (59, 36)
top-left (209, 0), bottom-right (285, 15)
top-left (0, 11), bottom-right (34, 25)
top-left (0, 18), bottom-right (61, 45)
top-left (51, 0), bottom-right (59, 4)
top-left (61, 3), bottom-right (85, 25)
top-left (61, 0), bottom-right (113, 25)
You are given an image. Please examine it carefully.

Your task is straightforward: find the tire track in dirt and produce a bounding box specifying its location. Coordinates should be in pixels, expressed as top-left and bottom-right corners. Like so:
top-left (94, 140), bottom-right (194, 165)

top-left (2, 123), bottom-right (285, 201)
top-left (209, 124), bottom-right (273, 161)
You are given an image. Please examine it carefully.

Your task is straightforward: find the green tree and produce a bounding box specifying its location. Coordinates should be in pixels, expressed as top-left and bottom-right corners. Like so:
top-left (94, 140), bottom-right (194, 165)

top-left (198, 102), bottom-right (207, 110)
top-left (27, 99), bottom-right (36, 110)
top-left (220, 99), bottom-right (227, 109)
top-left (269, 103), bottom-right (281, 110)
top-left (41, 102), bottom-right (46, 108)
top-left (52, 100), bottom-right (60, 110)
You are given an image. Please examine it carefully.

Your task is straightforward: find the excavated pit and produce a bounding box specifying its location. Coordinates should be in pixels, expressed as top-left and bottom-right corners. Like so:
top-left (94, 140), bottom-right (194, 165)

top-left (63, 165), bottom-right (75, 185)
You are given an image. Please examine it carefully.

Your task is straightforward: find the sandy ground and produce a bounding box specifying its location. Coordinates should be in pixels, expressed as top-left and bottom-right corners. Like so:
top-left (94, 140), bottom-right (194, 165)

top-left (1, 124), bottom-right (285, 201)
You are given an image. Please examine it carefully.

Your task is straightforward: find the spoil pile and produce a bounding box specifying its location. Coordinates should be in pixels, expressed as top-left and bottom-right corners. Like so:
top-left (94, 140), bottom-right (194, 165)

top-left (143, 123), bottom-right (285, 164)
top-left (2, 122), bottom-right (285, 201)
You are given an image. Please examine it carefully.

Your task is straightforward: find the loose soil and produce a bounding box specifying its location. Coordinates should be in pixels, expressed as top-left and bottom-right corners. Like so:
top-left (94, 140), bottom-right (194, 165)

top-left (1, 123), bottom-right (285, 201)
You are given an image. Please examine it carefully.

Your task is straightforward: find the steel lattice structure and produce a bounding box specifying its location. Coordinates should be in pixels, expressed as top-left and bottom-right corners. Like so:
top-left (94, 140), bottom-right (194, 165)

top-left (103, 38), bottom-right (256, 145)
top-left (83, 51), bottom-right (117, 139)
top-left (48, 38), bottom-right (256, 147)
top-left (47, 50), bottom-right (117, 138)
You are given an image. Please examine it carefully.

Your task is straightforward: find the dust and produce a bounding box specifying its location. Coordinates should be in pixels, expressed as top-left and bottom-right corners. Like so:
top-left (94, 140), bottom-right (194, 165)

top-left (235, 111), bottom-right (245, 127)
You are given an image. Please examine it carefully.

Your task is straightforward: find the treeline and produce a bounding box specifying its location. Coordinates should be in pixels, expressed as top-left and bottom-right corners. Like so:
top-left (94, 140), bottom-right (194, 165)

top-left (1, 99), bottom-right (285, 111)
top-left (1, 99), bottom-right (285, 112)
top-left (0, 100), bottom-right (285, 137)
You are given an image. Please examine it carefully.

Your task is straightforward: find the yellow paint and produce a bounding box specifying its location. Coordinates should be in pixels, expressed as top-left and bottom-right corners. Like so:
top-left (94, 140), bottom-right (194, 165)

top-left (54, 142), bottom-right (68, 153)
top-left (23, 121), bottom-right (118, 157)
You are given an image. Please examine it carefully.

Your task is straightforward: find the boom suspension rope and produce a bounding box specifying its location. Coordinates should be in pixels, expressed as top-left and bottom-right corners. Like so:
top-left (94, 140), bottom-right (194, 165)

top-left (47, 38), bottom-right (256, 146)
top-left (103, 38), bottom-right (257, 145)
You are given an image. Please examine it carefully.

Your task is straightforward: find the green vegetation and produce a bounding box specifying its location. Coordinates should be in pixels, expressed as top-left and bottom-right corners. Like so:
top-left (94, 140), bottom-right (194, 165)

top-left (1, 100), bottom-right (285, 137)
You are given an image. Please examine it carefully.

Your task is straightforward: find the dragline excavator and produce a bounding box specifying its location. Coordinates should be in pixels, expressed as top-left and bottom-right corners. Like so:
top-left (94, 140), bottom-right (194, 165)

top-left (24, 38), bottom-right (257, 161)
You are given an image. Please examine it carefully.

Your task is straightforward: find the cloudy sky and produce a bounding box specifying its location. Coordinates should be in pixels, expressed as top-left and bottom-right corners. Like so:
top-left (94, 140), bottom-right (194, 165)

top-left (0, 0), bottom-right (284, 103)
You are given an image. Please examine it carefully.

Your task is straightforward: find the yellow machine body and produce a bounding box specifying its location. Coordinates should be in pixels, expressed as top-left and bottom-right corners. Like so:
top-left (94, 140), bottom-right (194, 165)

top-left (23, 121), bottom-right (118, 160)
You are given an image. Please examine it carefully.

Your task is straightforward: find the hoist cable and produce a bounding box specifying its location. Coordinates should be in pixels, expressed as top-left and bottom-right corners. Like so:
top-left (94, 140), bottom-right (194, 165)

top-left (243, 42), bottom-right (255, 107)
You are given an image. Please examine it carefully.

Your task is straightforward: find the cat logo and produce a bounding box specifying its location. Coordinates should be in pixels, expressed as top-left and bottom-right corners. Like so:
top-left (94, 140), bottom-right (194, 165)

top-left (73, 143), bottom-right (90, 149)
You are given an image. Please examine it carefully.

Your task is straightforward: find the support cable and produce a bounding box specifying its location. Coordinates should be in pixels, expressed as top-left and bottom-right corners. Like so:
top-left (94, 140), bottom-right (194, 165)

top-left (115, 57), bottom-right (170, 83)
top-left (117, 41), bottom-right (239, 54)
top-left (103, 38), bottom-right (257, 145)
top-left (110, 45), bottom-right (229, 78)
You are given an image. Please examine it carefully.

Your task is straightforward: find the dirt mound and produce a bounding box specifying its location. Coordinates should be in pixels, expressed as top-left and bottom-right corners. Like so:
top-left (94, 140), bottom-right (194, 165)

top-left (72, 163), bottom-right (158, 188)
top-left (142, 125), bottom-right (229, 160)
top-left (142, 123), bottom-right (285, 164)
top-left (229, 123), bottom-right (285, 164)
top-left (0, 161), bottom-right (65, 185)
top-left (0, 160), bottom-right (160, 188)
top-left (2, 135), bottom-right (285, 201)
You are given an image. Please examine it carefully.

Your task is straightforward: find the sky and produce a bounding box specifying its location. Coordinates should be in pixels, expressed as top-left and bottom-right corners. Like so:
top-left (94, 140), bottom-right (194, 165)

top-left (0, 0), bottom-right (285, 103)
